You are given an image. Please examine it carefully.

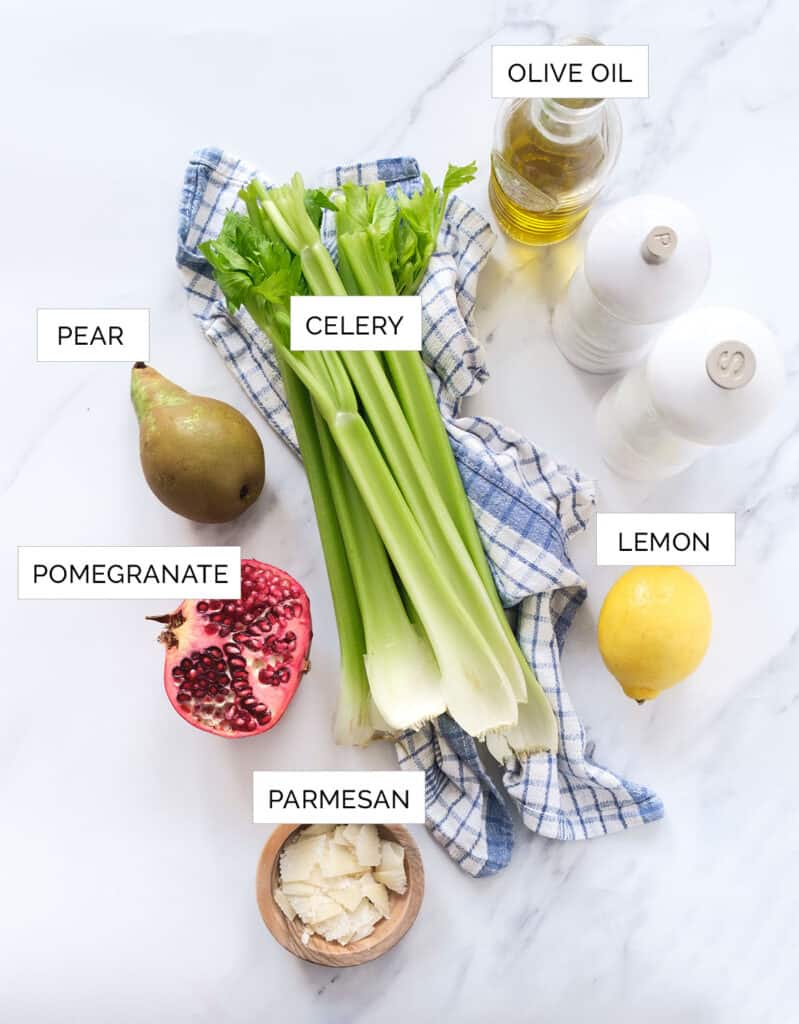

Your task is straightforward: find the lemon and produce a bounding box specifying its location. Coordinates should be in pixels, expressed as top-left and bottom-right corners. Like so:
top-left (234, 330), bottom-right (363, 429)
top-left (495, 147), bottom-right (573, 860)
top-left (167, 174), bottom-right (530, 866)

top-left (597, 566), bottom-right (711, 702)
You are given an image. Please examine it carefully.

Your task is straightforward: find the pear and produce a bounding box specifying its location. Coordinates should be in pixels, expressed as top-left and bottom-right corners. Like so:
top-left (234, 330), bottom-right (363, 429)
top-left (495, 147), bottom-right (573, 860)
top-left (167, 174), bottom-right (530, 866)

top-left (131, 363), bottom-right (265, 523)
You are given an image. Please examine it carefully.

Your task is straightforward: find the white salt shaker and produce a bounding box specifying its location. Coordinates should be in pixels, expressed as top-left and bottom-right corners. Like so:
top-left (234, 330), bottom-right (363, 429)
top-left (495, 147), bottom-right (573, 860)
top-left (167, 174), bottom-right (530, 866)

top-left (597, 306), bottom-right (784, 480)
top-left (553, 195), bottom-right (711, 373)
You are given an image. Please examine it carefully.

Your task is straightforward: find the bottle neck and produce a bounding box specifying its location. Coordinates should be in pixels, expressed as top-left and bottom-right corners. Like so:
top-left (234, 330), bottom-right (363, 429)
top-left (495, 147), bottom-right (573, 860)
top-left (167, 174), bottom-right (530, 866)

top-left (531, 97), bottom-right (607, 145)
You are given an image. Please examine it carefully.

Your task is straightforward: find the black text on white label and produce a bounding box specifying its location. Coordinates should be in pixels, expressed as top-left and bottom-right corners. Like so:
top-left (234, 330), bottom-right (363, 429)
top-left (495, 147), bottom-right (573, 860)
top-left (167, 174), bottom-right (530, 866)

top-left (492, 44), bottom-right (649, 99)
top-left (253, 771), bottom-right (426, 824)
top-left (290, 296), bottom-right (422, 352)
top-left (37, 308), bottom-right (150, 362)
top-left (18, 546), bottom-right (241, 599)
top-left (596, 514), bottom-right (736, 566)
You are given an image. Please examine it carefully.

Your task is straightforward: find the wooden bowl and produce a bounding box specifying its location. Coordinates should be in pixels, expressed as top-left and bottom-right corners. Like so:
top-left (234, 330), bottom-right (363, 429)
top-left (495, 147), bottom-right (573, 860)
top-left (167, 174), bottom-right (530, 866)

top-left (255, 823), bottom-right (424, 967)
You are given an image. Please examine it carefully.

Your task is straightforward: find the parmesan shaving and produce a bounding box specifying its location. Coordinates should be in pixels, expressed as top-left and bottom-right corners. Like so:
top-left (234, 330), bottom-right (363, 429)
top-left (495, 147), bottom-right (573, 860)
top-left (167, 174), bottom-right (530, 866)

top-left (274, 825), bottom-right (407, 946)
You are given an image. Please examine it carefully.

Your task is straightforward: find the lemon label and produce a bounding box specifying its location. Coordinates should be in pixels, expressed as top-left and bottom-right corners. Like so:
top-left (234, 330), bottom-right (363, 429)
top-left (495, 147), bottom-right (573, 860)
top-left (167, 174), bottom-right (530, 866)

top-left (596, 513), bottom-right (736, 566)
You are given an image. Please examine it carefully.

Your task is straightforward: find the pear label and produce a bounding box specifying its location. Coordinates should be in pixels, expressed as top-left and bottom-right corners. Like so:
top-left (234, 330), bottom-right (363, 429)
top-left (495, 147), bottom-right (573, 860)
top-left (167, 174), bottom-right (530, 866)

top-left (37, 308), bottom-right (150, 362)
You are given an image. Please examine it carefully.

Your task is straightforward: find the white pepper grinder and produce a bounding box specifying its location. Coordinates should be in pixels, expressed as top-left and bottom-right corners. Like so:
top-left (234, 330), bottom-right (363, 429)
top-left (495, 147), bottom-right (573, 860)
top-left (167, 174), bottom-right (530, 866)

top-left (553, 195), bottom-right (711, 373)
top-left (596, 306), bottom-right (784, 480)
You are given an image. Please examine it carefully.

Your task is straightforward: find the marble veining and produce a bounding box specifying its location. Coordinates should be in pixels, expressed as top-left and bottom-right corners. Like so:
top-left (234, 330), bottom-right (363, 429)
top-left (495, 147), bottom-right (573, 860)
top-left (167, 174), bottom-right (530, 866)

top-left (2, 0), bottom-right (796, 1021)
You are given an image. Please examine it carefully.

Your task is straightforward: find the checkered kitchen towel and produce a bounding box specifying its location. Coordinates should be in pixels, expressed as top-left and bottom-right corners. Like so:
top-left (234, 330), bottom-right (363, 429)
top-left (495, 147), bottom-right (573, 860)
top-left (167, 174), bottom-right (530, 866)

top-left (178, 148), bottom-right (664, 876)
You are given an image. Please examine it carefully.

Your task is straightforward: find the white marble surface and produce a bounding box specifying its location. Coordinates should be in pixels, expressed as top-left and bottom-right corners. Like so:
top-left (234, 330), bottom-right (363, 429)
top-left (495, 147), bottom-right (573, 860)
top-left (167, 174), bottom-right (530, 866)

top-left (3, 0), bottom-right (797, 1020)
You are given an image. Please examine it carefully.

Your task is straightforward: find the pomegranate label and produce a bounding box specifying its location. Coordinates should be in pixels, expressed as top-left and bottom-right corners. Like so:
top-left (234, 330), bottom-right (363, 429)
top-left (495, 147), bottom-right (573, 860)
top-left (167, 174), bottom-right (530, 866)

top-left (36, 308), bottom-right (150, 362)
top-left (17, 546), bottom-right (241, 599)
top-left (253, 771), bottom-right (426, 824)
top-left (290, 296), bottom-right (422, 352)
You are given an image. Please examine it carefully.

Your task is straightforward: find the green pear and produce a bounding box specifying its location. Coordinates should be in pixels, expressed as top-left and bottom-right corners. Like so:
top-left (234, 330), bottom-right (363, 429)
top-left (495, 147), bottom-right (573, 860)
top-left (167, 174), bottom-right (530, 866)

top-left (131, 363), bottom-right (265, 523)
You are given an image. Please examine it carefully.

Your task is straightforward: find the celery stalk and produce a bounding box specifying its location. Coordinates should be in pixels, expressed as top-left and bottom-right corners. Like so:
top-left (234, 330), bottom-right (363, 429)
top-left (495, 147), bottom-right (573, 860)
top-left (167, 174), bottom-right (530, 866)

top-left (246, 178), bottom-right (528, 729)
top-left (313, 405), bottom-right (445, 731)
top-left (246, 308), bottom-right (374, 745)
top-left (383, 351), bottom-right (558, 754)
top-left (338, 231), bottom-right (396, 296)
top-left (328, 411), bottom-right (519, 736)
top-left (252, 176), bottom-right (527, 715)
top-left (276, 341), bottom-right (519, 736)
top-left (335, 170), bottom-right (557, 753)
top-left (202, 223), bottom-right (379, 741)
top-left (260, 175), bottom-right (347, 298)
top-left (202, 174), bottom-right (544, 741)
top-left (336, 348), bottom-right (528, 705)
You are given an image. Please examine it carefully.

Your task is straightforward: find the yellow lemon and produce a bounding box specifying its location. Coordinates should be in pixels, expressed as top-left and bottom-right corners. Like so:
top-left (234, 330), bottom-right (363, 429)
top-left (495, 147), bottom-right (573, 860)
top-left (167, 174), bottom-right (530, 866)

top-left (597, 566), bottom-right (711, 702)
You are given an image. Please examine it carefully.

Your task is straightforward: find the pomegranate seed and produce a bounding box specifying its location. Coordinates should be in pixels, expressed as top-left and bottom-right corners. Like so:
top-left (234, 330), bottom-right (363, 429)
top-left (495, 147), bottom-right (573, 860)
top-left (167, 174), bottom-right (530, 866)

top-left (204, 624), bottom-right (218, 635)
top-left (273, 632), bottom-right (296, 652)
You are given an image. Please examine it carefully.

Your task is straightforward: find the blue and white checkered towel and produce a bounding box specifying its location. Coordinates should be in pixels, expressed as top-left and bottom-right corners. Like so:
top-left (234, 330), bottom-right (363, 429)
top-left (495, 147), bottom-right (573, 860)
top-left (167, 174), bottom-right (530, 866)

top-left (177, 149), bottom-right (664, 876)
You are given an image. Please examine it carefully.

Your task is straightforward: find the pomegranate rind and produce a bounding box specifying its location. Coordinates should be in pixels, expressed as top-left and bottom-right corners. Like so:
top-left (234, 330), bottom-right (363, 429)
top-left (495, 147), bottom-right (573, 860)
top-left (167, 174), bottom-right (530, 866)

top-left (157, 559), bottom-right (311, 738)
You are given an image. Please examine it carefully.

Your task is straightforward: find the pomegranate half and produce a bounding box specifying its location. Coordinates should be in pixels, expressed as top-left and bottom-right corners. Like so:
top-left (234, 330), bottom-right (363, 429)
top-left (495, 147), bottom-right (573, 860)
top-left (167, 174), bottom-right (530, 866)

top-left (149, 559), bottom-right (311, 737)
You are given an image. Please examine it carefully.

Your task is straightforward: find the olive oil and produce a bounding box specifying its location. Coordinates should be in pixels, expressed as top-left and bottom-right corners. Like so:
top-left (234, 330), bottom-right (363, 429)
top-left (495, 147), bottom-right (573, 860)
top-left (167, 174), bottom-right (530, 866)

top-left (490, 97), bottom-right (622, 246)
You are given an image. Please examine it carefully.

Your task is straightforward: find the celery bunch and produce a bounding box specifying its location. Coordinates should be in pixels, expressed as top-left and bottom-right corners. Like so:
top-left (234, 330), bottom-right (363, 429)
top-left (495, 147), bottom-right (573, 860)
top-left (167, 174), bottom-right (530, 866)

top-left (201, 164), bottom-right (557, 754)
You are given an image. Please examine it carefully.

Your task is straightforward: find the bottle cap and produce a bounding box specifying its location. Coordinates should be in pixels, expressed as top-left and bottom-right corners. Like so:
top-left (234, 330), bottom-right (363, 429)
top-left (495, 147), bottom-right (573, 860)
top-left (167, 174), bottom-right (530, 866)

top-left (585, 195), bottom-right (711, 324)
top-left (646, 307), bottom-right (784, 445)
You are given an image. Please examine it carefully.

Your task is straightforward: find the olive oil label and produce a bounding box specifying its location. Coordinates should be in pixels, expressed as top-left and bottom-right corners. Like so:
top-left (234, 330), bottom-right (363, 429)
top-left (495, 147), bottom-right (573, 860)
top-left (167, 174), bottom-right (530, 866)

top-left (17, 546), bottom-right (241, 599)
top-left (290, 296), bottom-right (422, 352)
top-left (596, 514), bottom-right (736, 566)
top-left (492, 44), bottom-right (649, 99)
top-left (253, 771), bottom-right (426, 824)
top-left (36, 308), bottom-right (150, 362)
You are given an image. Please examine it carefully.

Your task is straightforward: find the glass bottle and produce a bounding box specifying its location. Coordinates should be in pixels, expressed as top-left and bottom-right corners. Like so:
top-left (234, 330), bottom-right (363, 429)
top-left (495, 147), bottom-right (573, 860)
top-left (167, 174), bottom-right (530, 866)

top-left (489, 91), bottom-right (622, 246)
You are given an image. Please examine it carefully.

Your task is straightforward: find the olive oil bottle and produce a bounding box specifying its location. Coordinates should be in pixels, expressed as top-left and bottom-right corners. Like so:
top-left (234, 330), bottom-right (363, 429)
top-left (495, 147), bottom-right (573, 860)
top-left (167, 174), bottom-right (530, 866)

top-left (489, 95), bottom-right (622, 246)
